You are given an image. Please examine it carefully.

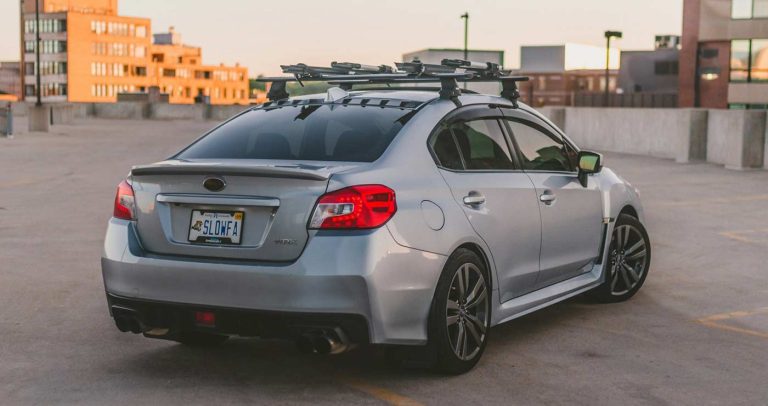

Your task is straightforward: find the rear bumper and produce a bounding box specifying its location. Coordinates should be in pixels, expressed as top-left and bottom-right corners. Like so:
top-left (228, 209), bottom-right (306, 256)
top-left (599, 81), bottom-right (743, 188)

top-left (101, 218), bottom-right (446, 345)
top-left (107, 294), bottom-right (370, 343)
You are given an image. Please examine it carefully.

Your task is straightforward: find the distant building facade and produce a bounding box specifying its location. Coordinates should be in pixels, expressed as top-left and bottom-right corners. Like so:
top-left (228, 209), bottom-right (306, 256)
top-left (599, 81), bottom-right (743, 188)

top-left (0, 62), bottom-right (22, 101)
top-left (20, 0), bottom-right (248, 104)
top-left (618, 36), bottom-right (680, 94)
top-left (516, 44), bottom-right (619, 107)
top-left (679, 0), bottom-right (768, 109)
top-left (401, 48), bottom-right (505, 95)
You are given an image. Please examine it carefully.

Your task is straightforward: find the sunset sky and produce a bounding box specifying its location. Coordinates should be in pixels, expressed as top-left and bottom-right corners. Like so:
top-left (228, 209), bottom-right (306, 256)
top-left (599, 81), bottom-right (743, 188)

top-left (0, 0), bottom-right (683, 76)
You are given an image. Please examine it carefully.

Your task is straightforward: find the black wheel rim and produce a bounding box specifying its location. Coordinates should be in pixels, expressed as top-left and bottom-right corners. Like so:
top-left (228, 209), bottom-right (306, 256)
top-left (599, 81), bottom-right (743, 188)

top-left (446, 263), bottom-right (489, 361)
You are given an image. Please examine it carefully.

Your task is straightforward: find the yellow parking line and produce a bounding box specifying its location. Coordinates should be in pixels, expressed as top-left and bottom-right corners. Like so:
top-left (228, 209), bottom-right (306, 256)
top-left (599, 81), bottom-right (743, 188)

top-left (340, 377), bottom-right (424, 406)
top-left (719, 229), bottom-right (768, 245)
top-left (696, 308), bottom-right (768, 340)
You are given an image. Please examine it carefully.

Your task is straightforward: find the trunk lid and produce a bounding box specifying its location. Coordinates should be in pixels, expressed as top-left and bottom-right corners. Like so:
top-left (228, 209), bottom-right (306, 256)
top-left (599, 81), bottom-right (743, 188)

top-left (130, 159), bottom-right (359, 261)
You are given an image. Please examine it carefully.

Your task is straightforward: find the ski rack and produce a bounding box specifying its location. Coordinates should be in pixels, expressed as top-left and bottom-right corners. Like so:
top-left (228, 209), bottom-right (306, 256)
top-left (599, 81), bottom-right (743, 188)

top-left (258, 59), bottom-right (529, 107)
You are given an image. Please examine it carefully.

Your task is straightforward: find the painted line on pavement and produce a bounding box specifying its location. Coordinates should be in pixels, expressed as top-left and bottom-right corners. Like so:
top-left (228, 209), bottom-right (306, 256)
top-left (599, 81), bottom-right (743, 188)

top-left (697, 307), bottom-right (768, 340)
top-left (339, 376), bottom-right (424, 406)
top-left (719, 229), bottom-right (768, 245)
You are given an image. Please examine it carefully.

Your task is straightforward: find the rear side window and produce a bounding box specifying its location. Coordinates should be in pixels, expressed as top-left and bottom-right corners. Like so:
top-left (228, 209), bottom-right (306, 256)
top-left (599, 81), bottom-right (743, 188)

top-left (176, 105), bottom-right (414, 162)
top-left (451, 119), bottom-right (515, 170)
top-left (430, 127), bottom-right (463, 170)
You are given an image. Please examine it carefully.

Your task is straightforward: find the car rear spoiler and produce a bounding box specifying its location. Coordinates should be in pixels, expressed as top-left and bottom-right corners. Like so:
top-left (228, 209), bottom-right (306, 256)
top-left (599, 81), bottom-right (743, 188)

top-left (130, 161), bottom-right (332, 181)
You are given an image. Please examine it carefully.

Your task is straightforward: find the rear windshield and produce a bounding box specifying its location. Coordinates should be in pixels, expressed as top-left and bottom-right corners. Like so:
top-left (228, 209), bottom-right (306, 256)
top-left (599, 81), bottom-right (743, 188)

top-left (176, 104), bottom-right (415, 162)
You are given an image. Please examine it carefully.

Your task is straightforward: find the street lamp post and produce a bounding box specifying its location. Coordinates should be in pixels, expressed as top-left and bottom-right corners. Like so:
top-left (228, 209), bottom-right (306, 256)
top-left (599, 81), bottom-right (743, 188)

top-left (604, 30), bottom-right (622, 107)
top-left (461, 12), bottom-right (468, 89)
top-left (35, 0), bottom-right (42, 106)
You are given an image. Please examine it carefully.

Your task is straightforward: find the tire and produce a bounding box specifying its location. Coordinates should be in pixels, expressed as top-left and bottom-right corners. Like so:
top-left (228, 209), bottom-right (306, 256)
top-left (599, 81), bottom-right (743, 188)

top-left (427, 248), bottom-right (491, 374)
top-left (589, 213), bottom-right (651, 303)
top-left (174, 331), bottom-right (229, 346)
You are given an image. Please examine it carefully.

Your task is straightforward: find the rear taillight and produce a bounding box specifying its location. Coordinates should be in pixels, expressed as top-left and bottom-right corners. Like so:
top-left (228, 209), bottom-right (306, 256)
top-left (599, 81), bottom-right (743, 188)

top-left (113, 180), bottom-right (136, 220)
top-left (309, 185), bottom-right (396, 229)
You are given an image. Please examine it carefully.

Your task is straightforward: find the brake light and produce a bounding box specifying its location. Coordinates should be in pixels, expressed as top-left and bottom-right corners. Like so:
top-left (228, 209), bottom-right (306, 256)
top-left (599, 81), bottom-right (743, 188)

top-left (113, 180), bottom-right (136, 220)
top-left (309, 185), bottom-right (396, 229)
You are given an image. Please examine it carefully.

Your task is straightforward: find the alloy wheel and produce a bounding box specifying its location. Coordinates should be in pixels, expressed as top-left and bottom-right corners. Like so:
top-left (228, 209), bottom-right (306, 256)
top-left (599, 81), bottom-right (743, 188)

top-left (446, 263), bottom-right (489, 361)
top-left (609, 224), bottom-right (648, 296)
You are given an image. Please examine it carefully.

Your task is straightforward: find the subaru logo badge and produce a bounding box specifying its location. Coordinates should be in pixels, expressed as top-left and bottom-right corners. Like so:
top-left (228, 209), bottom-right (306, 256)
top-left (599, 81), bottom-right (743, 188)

top-left (203, 177), bottom-right (226, 192)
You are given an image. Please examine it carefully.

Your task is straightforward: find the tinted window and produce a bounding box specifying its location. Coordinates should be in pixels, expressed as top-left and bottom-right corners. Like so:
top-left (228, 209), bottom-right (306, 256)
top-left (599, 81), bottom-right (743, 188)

top-left (177, 105), bottom-right (414, 162)
top-left (451, 119), bottom-right (515, 170)
top-left (506, 120), bottom-right (576, 172)
top-left (430, 127), bottom-right (463, 170)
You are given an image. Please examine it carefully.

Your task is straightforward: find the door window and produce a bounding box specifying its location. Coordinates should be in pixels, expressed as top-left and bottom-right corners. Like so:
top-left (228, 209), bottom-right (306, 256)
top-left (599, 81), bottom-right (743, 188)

top-left (451, 119), bottom-right (515, 170)
top-left (506, 120), bottom-right (576, 172)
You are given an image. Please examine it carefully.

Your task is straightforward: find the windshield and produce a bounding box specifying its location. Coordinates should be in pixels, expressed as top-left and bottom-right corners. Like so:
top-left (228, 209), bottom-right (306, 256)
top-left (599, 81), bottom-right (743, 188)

top-left (176, 104), bottom-right (415, 162)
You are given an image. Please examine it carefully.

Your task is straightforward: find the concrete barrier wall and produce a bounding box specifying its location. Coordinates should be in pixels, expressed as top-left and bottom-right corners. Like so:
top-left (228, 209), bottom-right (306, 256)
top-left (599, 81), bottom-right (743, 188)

top-left (208, 105), bottom-right (250, 122)
top-left (562, 108), bottom-right (709, 162)
top-left (707, 110), bottom-right (766, 170)
top-left (93, 102), bottom-right (147, 120)
top-left (150, 103), bottom-right (206, 120)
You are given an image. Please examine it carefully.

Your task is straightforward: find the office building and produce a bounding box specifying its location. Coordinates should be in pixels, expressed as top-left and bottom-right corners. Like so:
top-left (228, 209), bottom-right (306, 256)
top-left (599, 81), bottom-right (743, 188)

top-left (679, 0), bottom-right (768, 109)
top-left (20, 0), bottom-right (249, 104)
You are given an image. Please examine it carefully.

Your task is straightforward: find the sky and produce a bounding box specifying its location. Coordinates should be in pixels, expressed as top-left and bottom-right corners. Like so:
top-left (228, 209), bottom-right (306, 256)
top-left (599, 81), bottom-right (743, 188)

top-left (0, 0), bottom-right (683, 76)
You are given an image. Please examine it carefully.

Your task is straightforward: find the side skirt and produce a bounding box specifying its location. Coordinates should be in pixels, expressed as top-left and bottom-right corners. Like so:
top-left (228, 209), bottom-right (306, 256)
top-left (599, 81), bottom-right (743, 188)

top-left (490, 218), bottom-right (616, 327)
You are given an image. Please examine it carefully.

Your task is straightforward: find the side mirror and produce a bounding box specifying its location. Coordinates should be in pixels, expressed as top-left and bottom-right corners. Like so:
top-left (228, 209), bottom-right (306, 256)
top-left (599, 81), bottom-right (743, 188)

top-left (577, 151), bottom-right (603, 187)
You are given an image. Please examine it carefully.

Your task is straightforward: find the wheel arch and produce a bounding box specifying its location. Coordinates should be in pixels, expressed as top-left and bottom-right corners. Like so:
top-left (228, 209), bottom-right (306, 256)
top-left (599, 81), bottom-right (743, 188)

top-left (455, 242), bottom-right (494, 293)
top-left (619, 205), bottom-right (639, 219)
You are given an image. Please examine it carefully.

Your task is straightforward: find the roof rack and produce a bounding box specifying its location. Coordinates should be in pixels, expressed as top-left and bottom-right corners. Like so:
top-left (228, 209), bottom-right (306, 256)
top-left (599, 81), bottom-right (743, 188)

top-left (257, 59), bottom-right (529, 107)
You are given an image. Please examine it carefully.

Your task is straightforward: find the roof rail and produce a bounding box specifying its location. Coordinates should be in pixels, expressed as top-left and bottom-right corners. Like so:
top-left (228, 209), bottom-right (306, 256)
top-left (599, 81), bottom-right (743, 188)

top-left (257, 59), bottom-right (528, 106)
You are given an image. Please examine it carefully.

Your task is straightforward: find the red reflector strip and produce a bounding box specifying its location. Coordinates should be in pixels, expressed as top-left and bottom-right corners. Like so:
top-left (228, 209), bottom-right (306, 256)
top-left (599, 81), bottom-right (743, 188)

top-left (194, 311), bottom-right (216, 327)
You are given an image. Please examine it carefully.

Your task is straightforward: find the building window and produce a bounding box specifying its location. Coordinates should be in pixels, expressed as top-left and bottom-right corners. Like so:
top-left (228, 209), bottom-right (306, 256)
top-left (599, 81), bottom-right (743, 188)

top-left (654, 60), bottom-right (679, 75)
top-left (732, 0), bottom-right (768, 19)
top-left (24, 40), bottom-right (67, 54)
top-left (731, 39), bottom-right (768, 82)
top-left (25, 18), bottom-right (67, 33)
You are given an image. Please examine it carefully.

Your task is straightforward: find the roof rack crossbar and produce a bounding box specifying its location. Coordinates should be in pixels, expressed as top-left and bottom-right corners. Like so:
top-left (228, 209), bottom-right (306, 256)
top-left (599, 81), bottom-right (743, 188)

top-left (258, 60), bottom-right (529, 104)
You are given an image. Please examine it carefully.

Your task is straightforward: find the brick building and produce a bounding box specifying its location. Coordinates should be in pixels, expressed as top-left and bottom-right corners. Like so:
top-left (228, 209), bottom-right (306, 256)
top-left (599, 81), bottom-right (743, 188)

top-left (20, 0), bottom-right (249, 104)
top-left (516, 44), bottom-right (619, 107)
top-left (0, 62), bottom-right (22, 101)
top-left (679, 0), bottom-right (768, 109)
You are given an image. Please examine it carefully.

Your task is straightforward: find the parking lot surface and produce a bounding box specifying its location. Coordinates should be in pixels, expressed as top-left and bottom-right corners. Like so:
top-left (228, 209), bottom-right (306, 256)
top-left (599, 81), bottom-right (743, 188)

top-left (1, 118), bottom-right (767, 405)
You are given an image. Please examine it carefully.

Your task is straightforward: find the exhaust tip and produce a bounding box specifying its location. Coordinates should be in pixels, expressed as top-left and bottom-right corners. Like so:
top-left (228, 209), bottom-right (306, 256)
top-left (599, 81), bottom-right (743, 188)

top-left (296, 329), bottom-right (354, 355)
top-left (114, 316), bottom-right (130, 332)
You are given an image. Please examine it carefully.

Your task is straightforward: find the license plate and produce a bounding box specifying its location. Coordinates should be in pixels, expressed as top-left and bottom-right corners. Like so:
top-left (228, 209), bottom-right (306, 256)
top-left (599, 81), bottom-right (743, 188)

top-left (188, 210), bottom-right (244, 245)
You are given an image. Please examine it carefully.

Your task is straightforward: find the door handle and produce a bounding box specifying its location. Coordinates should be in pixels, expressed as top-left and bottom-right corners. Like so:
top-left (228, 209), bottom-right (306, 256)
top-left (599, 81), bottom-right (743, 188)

top-left (463, 194), bottom-right (486, 206)
top-left (539, 191), bottom-right (557, 205)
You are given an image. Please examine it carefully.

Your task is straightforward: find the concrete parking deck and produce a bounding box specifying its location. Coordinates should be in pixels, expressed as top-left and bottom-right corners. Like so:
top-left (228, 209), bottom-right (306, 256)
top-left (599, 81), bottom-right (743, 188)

top-left (1, 118), bottom-right (767, 405)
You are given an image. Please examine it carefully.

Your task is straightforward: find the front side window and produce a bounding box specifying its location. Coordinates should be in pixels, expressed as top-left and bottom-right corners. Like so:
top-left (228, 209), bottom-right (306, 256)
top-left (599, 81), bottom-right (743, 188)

top-left (176, 104), bottom-right (413, 162)
top-left (506, 120), bottom-right (575, 172)
top-left (451, 119), bottom-right (515, 170)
